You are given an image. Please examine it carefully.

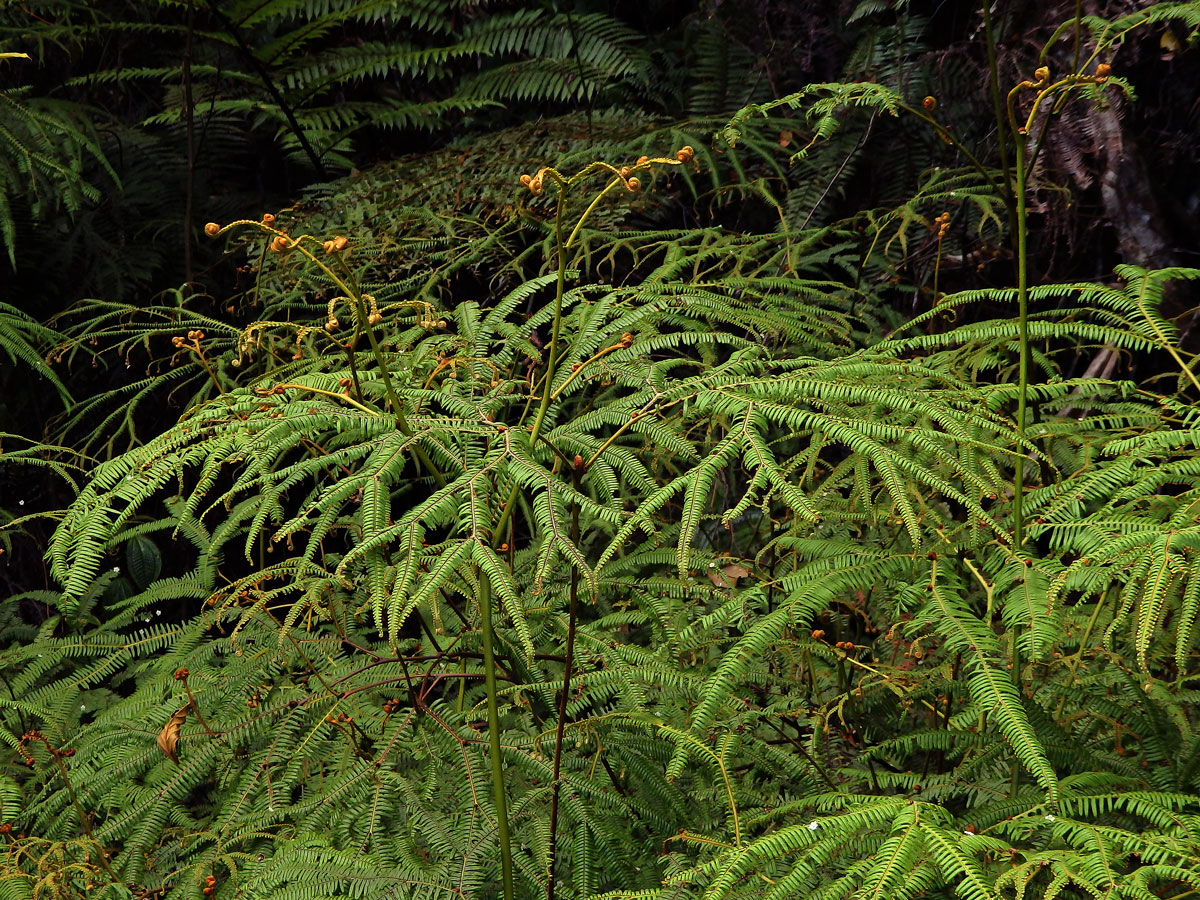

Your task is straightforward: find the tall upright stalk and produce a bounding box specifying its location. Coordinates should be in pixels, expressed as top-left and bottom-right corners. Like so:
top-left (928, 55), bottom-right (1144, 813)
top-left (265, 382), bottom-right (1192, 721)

top-left (478, 155), bottom-right (685, 900)
top-left (1008, 114), bottom-right (1032, 799)
top-left (999, 58), bottom-right (1106, 801)
top-left (546, 469), bottom-right (582, 900)
top-left (477, 573), bottom-right (515, 900)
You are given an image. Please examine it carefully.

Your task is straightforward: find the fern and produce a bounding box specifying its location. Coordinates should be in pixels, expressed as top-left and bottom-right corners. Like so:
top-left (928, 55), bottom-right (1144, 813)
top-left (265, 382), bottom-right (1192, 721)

top-left (7, 4), bottom-right (1200, 899)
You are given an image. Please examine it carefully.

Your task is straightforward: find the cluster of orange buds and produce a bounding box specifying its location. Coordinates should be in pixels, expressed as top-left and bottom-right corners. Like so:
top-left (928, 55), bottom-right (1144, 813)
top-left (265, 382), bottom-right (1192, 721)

top-left (520, 172), bottom-right (545, 195)
top-left (611, 164), bottom-right (642, 191)
top-left (323, 235), bottom-right (349, 254)
top-left (253, 384), bottom-right (290, 397)
top-left (834, 640), bottom-right (856, 652)
top-left (933, 211), bottom-right (951, 240)
top-left (171, 329), bottom-right (206, 350)
top-left (327, 711), bottom-right (354, 724)
top-left (811, 629), bottom-right (826, 640)
top-left (382, 697), bottom-right (403, 714)
top-left (203, 874), bottom-right (218, 896)
top-left (246, 695), bottom-right (260, 708)
top-left (174, 667), bottom-right (189, 680)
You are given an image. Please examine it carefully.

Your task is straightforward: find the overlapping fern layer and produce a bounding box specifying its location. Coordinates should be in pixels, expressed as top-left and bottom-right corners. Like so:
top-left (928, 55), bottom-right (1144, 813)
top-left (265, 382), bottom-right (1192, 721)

top-left (5, 7), bottom-right (1200, 900)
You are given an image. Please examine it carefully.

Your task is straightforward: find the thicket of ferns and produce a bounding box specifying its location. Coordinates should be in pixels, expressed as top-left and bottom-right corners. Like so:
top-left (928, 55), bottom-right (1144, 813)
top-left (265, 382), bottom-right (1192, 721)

top-left (4, 2), bottom-right (1200, 899)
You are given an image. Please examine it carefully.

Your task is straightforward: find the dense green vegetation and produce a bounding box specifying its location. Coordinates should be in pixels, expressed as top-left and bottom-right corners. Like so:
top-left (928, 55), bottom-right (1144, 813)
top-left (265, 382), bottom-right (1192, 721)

top-left (4, 2), bottom-right (1200, 898)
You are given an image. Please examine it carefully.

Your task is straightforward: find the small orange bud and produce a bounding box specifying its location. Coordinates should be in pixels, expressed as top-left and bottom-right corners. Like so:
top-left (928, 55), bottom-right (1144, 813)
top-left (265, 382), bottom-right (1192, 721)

top-left (332, 236), bottom-right (348, 252)
top-left (368, 312), bottom-right (383, 325)
top-left (529, 176), bottom-right (543, 195)
top-left (262, 213), bottom-right (275, 225)
top-left (626, 177), bottom-right (641, 192)
top-left (676, 145), bottom-right (694, 163)
top-left (922, 96), bottom-right (937, 111)
top-left (1034, 65), bottom-right (1050, 83)
top-left (325, 317), bottom-right (340, 332)
top-left (811, 629), bottom-right (825, 640)
top-left (1096, 63), bottom-right (1111, 77)
top-left (520, 174), bottom-right (532, 186)
top-left (323, 240), bottom-right (335, 254)
top-left (270, 235), bottom-right (289, 253)
top-left (636, 156), bottom-right (649, 165)
top-left (204, 222), bottom-right (220, 237)
top-left (618, 166), bottom-right (631, 177)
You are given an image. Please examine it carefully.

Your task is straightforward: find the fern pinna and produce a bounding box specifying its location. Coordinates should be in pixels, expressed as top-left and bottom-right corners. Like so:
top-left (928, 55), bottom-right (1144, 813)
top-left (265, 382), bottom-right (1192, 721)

top-left (7, 8), bottom-right (1200, 899)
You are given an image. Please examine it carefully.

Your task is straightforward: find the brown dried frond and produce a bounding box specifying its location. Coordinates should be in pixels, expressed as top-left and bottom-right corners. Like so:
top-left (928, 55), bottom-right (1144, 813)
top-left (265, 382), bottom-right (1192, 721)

top-left (157, 705), bottom-right (189, 764)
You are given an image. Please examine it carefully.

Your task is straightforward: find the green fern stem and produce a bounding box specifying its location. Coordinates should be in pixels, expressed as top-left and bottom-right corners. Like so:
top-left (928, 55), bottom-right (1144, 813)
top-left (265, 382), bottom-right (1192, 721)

top-left (1011, 139), bottom-right (1030, 555)
top-left (478, 171), bottom-right (627, 900)
top-left (482, 167), bottom-right (669, 897)
top-left (477, 572), bottom-right (516, 900)
top-left (503, 173), bottom-right (626, 532)
top-left (526, 181), bottom-right (572, 443)
top-left (1007, 83), bottom-right (1033, 799)
top-left (477, 182), bottom-right (579, 899)
top-left (527, 173), bottom-right (623, 440)
top-left (546, 469), bottom-right (583, 900)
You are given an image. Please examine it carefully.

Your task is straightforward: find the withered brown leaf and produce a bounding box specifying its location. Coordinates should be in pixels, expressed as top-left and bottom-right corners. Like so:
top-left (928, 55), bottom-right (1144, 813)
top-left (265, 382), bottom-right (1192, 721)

top-left (707, 563), bottom-right (751, 589)
top-left (157, 705), bottom-right (189, 764)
